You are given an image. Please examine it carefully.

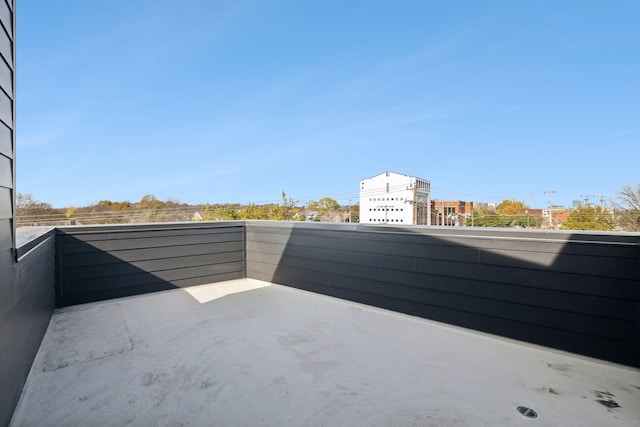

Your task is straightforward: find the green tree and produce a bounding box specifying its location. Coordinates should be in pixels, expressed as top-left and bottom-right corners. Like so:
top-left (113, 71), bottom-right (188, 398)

top-left (308, 197), bottom-right (341, 221)
top-left (561, 206), bottom-right (614, 231)
top-left (280, 191), bottom-right (299, 221)
top-left (613, 183), bottom-right (640, 231)
top-left (238, 203), bottom-right (270, 220)
top-left (202, 204), bottom-right (239, 221)
top-left (348, 204), bottom-right (359, 223)
top-left (468, 213), bottom-right (537, 228)
top-left (468, 214), bottom-right (511, 228)
top-left (510, 214), bottom-right (538, 228)
top-left (496, 199), bottom-right (526, 215)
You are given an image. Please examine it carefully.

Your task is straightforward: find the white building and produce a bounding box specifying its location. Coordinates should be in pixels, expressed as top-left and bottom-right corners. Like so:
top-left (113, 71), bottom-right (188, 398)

top-left (359, 171), bottom-right (431, 225)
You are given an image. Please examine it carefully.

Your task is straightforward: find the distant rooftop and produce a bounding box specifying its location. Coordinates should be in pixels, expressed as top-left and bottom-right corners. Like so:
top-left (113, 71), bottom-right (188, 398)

top-left (10, 279), bottom-right (640, 426)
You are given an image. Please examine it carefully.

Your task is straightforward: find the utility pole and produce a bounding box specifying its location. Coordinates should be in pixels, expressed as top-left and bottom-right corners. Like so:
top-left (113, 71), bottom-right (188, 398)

top-left (543, 191), bottom-right (556, 229)
top-left (580, 195), bottom-right (596, 207)
top-left (471, 203), bottom-right (474, 227)
top-left (544, 190), bottom-right (556, 207)
top-left (412, 183), bottom-right (417, 225)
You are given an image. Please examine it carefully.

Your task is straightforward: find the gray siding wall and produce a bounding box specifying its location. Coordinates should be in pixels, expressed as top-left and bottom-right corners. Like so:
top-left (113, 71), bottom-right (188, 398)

top-left (246, 222), bottom-right (640, 367)
top-left (0, 234), bottom-right (55, 426)
top-left (0, 4), bottom-right (54, 427)
top-left (55, 222), bottom-right (245, 307)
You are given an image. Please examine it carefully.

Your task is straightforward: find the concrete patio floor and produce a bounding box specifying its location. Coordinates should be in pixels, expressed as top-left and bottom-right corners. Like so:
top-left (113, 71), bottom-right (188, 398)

top-left (10, 279), bottom-right (640, 426)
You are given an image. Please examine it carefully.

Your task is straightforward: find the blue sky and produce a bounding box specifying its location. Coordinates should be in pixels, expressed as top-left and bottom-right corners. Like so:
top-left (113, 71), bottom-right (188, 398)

top-left (16, 0), bottom-right (640, 208)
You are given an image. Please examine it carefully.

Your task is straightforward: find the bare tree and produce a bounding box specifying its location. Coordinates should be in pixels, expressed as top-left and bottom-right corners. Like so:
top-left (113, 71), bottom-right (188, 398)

top-left (16, 193), bottom-right (53, 215)
top-left (613, 184), bottom-right (640, 232)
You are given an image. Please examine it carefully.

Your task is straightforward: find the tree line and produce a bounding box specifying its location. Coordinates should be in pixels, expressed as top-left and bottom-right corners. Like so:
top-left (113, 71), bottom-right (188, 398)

top-left (14, 184), bottom-right (639, 232)
top-left (15, 192), bottom-right (359, 227)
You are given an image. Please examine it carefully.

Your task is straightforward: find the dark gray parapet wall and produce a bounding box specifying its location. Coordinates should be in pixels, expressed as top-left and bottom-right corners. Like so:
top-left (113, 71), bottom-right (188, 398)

top-left (55, 222), bottom-right (245, 307)
top-left (246, 222), bottom-right (640, 367)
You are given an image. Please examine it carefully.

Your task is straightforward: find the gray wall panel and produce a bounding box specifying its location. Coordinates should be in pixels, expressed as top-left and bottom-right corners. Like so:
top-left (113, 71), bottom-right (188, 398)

top-left (0, 29), bottom-right (10, 67)
top-left (0, 153), bottom-right (10, 187)
top-left (0, 122), bottom-right (9, 156)
top-left (58, 227), bottom-right (242, 253)
top-left (0, 85), bottom-right (10, 127)
top-left (0, 58), bottom-right (10, 100)
top-left (63, 251), bottom-right (243, 282)
top-left (0, 186), bottom-right (10, 219)
top-left (0, 1), bottom-right (11, 36)
top-left (62, 249), bottom-right (244, 280)
top-left (0, 236), bottom-right (55, 427)
top-left (61, 241), bottom-right (243, 268)
top-left (61, 271), bottom-right (244, 308)
top-left (248, 248), bottom-right (637, 321)
top-left (55, 224), bottom-right (246, 307)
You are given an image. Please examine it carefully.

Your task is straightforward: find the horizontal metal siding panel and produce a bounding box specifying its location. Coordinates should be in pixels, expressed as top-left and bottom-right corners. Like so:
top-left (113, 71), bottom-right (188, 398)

top-left (0, 83), bottom-right (10, 127)
top-left (476, 247), bottom-right (636, 279)
top-left (248, 240), bottom-right (416, 271)
top-left (413, 257), bottom-right (639, 300)
top-left (0, 153), bottom-right (10, 187)
top-left (62, 251), bottom-right (244, 282)
top-left (327, 275), bottom-right (637, 342)
top-left (59, 228), bottom-right (243, 254)
top-left (0, 56), bottom-right (10, 100)
top-left (247, 249), bottom-right (637, 321)
top-left (0, 186), bottom-right (11, 219)
top-left (61, 241), bottom-right (244, 268)
top-left (61, 271), bottom-right (244, 307)
top-left (0, 217), bottom-right (9, 251)
top-left (0, 25), bottom-right (10, 69)
top-left (0, 1), bottom-right (11, 36)
top-left (249, 227), bottom-right (638, 279)
top-left (0, 121), bottom-right (9, 157)
top-left (63, 260), bottom-right (244, 295)
top-left (246, 238), bottom-right (638, 300)
top-left (58, 225), bottom-right (243, 242)
top-left (368, 263), bottom-right (638, 320)
top-left (249, 223), bottom-right (640, 253)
